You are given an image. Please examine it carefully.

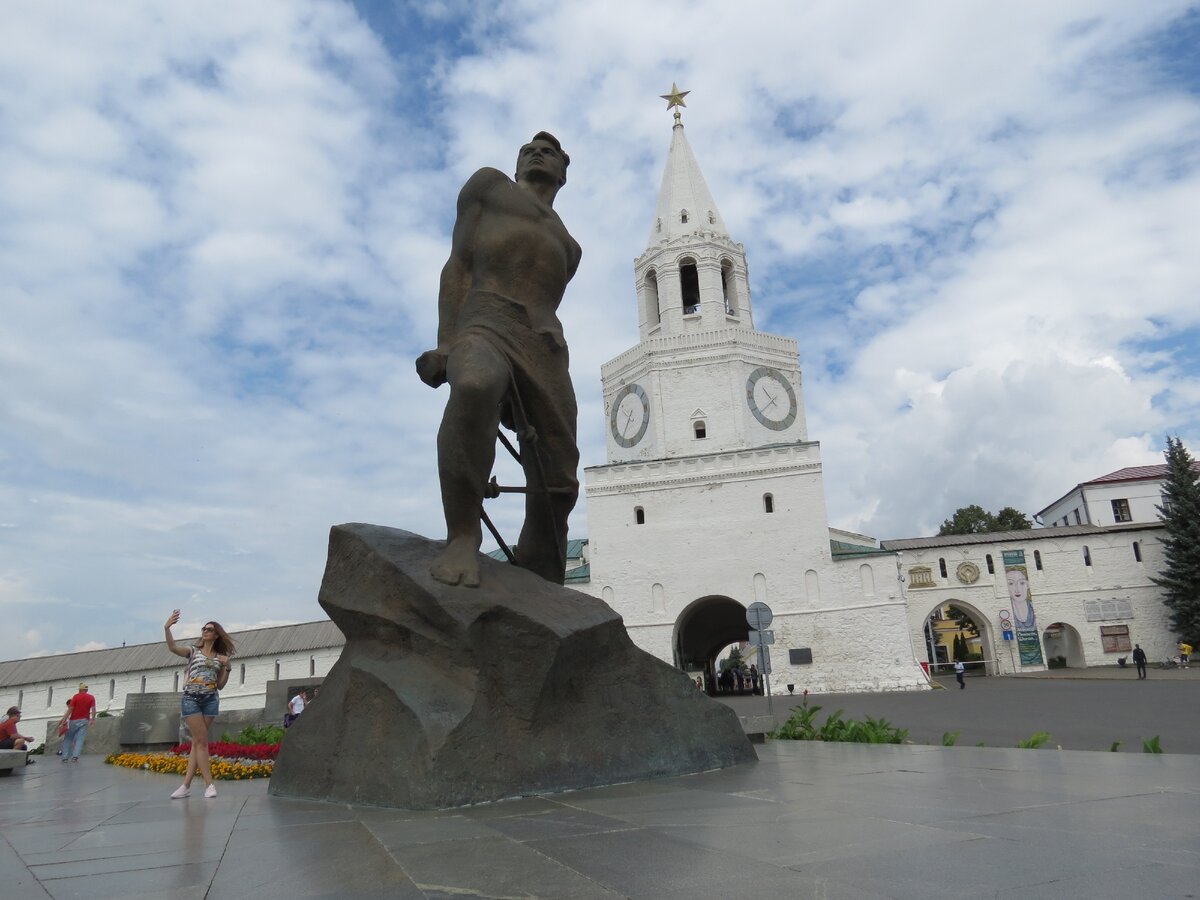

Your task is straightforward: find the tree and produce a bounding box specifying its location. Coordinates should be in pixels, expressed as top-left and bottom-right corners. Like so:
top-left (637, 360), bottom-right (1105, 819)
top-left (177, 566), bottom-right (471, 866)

top-left (952, 633), bottom-right (968, 662)
top-left (993, 506), bottom-right (1033, 531)
top-left (947, 606), bottom-right (980, 638)
top-left (719, 645), bottom-right (746, 673)
top-left (1152, 437), bottom-right (1200, 644)
top-left (939, 504), bottom-right (1031, 535)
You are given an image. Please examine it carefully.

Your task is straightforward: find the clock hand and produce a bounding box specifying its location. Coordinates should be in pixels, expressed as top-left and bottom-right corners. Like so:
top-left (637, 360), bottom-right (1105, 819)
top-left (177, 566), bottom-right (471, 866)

top-left (622, 408), bottom-right (635, 436)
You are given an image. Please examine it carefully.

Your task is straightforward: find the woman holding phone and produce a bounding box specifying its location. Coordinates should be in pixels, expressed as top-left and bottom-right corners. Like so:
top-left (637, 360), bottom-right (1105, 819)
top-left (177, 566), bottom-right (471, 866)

top-left (164, 610), bottom-right (235, 798)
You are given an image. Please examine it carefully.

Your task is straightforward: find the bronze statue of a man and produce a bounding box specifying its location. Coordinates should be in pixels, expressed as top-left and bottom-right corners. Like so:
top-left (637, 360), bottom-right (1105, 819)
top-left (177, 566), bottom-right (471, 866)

top-left (416, 132), bottom-right (582, 588)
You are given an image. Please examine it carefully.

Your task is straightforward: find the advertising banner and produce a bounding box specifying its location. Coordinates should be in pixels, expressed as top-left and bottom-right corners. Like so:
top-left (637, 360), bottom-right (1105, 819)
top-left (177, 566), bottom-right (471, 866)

top-left (1002, 550), bottom-right (1043, 666)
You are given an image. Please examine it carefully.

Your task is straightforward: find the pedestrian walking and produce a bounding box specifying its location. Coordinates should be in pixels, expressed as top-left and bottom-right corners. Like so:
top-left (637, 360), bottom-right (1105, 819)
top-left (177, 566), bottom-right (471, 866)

top-left (1132, 644), bottom-right (1148, 679)
top-left (1178, 641), bottom-right (1192, 669)
top-left (60, 684), bottom-right (96, 762)
top-left (954, 660), bottom-right (966, 689)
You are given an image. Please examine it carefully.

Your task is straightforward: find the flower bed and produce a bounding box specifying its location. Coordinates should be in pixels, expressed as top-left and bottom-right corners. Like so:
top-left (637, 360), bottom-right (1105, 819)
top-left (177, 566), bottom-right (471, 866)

top-left (105, 751), bottom-right (274, 780)
top-left (171, 741), bottom-right (279, 760)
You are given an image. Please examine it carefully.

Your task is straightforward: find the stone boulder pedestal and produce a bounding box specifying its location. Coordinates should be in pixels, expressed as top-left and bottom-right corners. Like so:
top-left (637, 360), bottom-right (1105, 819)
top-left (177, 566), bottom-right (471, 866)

top-left (270, 524), bottom-right (755, 809)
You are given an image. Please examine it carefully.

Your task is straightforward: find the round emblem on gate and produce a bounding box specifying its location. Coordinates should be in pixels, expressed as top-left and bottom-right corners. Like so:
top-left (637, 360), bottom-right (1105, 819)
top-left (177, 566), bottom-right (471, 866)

top-left (956, 562), bottom-right (980, 585)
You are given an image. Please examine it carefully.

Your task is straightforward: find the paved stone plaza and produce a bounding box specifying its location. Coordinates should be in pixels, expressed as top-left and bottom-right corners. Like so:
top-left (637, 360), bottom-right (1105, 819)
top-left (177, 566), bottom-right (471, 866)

top-left (3, 738), bottom-right (1198, 899)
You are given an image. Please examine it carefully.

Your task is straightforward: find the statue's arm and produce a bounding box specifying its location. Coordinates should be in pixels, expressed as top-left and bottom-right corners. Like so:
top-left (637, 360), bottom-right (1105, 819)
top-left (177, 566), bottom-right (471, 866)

top-left (417, 168), bottom-right (502, 388)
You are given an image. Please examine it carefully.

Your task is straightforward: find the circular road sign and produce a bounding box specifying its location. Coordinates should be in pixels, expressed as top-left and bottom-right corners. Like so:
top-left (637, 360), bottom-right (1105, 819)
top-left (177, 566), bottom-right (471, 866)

top-left (746, 602), bottom-right (773, 630)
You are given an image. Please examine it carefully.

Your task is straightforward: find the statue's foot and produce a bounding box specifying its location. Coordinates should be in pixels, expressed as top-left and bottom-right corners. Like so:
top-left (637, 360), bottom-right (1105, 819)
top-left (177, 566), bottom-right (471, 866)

top-left (430, 538), bottom-right (481, 588)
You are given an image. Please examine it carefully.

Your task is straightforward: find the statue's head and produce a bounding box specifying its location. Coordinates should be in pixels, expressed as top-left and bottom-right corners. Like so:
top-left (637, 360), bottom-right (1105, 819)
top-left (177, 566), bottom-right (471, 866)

top-left (516, 131), bottom-right (569, 187)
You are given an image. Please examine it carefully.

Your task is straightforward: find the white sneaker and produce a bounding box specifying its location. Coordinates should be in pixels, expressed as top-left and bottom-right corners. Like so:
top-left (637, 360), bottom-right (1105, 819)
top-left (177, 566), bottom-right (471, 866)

top-left (204, 784), bottom-right (217, 799)
top-left (170, 785), bottom-right (190, 799)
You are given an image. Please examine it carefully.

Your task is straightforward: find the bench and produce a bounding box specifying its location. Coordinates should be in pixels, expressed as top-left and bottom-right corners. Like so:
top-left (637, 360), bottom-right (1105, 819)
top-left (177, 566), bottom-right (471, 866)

top-left (739, 715), bottom-right (775, 744)
top-left (0, 748), bottom-right (28, 775)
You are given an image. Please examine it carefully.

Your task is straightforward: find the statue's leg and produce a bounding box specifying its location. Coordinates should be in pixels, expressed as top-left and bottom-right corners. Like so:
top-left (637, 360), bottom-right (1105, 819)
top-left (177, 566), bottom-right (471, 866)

top-left (515, 346), bottom-right (579, 585)
top-left (431, 336), bottom-right (509, 587)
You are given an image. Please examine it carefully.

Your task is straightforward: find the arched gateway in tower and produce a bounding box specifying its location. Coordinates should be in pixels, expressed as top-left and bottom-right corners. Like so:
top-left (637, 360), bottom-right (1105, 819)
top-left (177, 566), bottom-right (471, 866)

top-left (579, 95), bottom-right (927, 693)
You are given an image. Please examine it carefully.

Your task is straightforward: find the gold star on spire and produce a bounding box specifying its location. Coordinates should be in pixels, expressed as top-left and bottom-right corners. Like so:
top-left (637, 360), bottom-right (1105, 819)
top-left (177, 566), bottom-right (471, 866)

top-left (660, 82), bottom-right (690, 124)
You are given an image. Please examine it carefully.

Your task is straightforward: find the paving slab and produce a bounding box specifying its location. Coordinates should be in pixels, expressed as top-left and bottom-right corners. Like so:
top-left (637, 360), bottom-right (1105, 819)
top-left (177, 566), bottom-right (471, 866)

top-left (0, 746), bottom-right (1196, 898)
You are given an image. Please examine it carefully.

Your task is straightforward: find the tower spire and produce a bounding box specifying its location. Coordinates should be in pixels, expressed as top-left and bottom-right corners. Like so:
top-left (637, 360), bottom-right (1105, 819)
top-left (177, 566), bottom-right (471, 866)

top-left (647, 85), bottom-right (729, 247)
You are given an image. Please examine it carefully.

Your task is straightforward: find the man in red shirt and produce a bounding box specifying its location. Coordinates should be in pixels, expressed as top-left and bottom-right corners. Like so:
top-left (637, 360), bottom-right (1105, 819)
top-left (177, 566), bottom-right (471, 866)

top-left (0, 709), bottom-right (33, 753)
top-left (61, 683), bottom-right (96, 762)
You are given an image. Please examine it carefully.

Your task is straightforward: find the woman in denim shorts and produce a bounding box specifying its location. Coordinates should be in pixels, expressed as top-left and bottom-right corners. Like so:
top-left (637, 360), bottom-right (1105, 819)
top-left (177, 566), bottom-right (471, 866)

top-left (164, 610), bottom-right (235, 799)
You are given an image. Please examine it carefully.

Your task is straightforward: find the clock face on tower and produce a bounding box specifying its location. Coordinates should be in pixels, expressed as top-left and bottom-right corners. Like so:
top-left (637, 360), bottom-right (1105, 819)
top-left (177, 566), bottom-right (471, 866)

top-left (610, 383), bottom-right (650, 448)
top-left (745, 367), bottom-right (798, 431)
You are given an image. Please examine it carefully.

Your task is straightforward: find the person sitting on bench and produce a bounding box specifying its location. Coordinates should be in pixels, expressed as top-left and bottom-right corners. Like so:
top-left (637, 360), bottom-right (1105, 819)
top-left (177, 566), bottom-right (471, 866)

top-left (0, 709), bottom-right (34, 755)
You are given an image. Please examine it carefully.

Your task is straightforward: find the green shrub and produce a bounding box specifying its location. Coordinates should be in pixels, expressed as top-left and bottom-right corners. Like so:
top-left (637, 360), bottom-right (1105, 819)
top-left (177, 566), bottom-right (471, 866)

top-left (772, 702), bottom-right (821, 740)
top-left (1143, 735), bottom-right (1163, 754)
top-left (942, 731), bottom-right (961, 747)
top-left (771, 704), bottom-right (907, 744)
top-left (1017, 731), bottom-right (1051, 749)
top-left (234, 724), bottom-right (286, 745)
top-left (1109, 741), bottom-right (1121, 752)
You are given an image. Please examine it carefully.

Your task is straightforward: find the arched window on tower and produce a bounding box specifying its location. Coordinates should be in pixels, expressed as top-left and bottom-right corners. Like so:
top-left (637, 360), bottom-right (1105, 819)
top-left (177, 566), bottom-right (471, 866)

top-left (680, 258), bottom-right (700, 314)
top-left (707, 210), bottom-right (715, 224)
top-left (1082, 545), bottom-right (1092, 567)
top-left (680, 209), bottom-right (688, 224)
top-left (1133, 541), bottom-right (1142, 562)
top-left (721, 258), bottom-right (738, 316)
top-left (693, 420), bottom-right (706, 439)
top-left (634, 506), bottom-right (645, 525)
top-left (1034, 550), bottom-right (1043, 571)
top-left (938, 558), bottom-right (948, 578)
top-left (986, 554), bottom-right (994, 574)
top-left (763, 493), bottom-right (774, 513)
top-left (644, 269), bottom-right (661, 327)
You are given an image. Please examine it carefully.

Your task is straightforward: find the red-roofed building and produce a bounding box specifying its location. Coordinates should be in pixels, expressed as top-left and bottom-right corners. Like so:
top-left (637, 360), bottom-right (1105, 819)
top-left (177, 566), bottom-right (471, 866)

top-left (1036, 463), bottom-right (1200, 528)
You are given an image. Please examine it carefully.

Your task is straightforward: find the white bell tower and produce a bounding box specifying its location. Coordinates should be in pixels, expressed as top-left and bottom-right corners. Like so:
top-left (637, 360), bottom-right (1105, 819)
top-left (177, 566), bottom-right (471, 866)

top-left (581, 88), bottom-right (925, 694)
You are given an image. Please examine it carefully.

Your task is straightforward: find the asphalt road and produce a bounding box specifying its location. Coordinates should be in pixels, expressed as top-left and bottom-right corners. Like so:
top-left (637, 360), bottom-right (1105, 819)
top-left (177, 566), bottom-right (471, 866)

top-left (718, 674), bottom-right (1200, 754)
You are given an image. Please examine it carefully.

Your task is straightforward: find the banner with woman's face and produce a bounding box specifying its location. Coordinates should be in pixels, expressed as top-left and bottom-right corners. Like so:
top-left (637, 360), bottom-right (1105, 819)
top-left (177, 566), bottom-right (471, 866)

top-left (1003, 551), bottom-right (1043, 665)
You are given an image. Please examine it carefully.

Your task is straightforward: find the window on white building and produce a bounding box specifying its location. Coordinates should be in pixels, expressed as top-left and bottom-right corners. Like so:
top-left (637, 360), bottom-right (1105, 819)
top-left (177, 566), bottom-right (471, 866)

top-left (1085, 598), bottom-right (1134, 621)
top-left (310, 656), bottom-right (316, 677)
top-left (109, 679), bottom-right (115, 699)
top-left (173, 672), bottom-right (179, 691)
top-left (634, 506), bottom-right (645, 525)
top-left (1074, 509), bottom-right (1082, 525)
top-left (17, 689), bottom-right (23, 707)
top-left (47, 686), bottom-right (53, 707)
top-left (644, 270), bottom-right (660, 327)
top-left (938, 558), bottom-right (947, 578)
top-left (693, 420), bottom-right (707, 439)
top-left (240, 663), bottom-right (246, 685)
top-left (680, 258), bottom-right (700, 313)
top-left (1133, 541), bottom-right (1142, 562)
top-left (1082, 545), bottom-right (1092, 567)
top-left (1100, 624), bottom-right (1131, 653)
top-left (274, 660), bottom-right (281, 680)
top-left (986, 554), bottom-right (994, 574)
top-left (1111, 498), bottom-right (1132, 523)
top-left (763, 493), bottom-right (774, 514)
top-left (1034, 550), bottom-right (1043, 571)
top-left (140, 676), bottom-right (146, 692)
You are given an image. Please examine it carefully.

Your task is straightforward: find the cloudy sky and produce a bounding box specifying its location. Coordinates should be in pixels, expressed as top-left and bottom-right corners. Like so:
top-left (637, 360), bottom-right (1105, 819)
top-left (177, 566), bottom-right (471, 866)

top-left (2, 0), bottom-right (1197, 660)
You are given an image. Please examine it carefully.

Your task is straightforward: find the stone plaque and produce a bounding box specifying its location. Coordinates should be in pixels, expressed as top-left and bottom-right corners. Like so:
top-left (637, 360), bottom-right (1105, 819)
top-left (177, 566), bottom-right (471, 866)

top-left (120, 692), bottom-right (180, 744)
